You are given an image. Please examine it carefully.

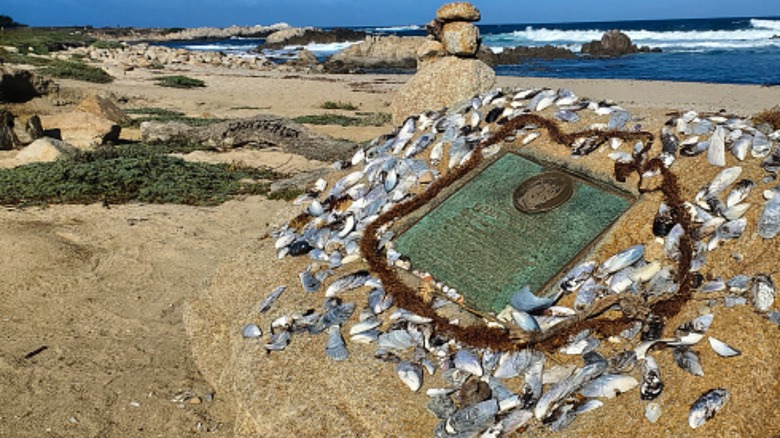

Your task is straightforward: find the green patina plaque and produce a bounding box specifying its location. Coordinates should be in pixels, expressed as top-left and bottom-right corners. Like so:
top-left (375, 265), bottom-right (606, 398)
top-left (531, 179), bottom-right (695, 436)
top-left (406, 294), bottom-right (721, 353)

top-left (395, 153), bottom-right (632, 314)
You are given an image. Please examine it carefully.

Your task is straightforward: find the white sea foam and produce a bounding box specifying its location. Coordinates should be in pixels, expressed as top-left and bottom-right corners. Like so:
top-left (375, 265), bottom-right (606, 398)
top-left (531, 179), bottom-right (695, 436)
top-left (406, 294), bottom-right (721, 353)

top-left (372, 24), bottom-right (422, 32)
top-left (482, 23), bottom-right (780, 52)
top-left (182, 43), bottom-right (257, 51)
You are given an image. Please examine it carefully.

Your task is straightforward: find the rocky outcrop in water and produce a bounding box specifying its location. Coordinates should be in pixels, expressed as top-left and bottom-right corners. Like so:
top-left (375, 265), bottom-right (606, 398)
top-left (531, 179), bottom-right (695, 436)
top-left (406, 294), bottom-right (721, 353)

top-left (391, 1), bottom-right (494, 123)
top-left (581, 29), bottom-right (661, 57)
top-left (477, 45), bottom-right (576, 65)
top-left (259, 28), bottom-right (369, 50)
top-left (141, 115), bottom-right (356, 162)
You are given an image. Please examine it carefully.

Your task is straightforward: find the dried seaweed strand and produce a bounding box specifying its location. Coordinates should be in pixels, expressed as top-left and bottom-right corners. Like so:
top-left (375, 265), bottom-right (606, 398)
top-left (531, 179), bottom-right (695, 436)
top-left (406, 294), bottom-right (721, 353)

top-left (359, 113), bottom-right (693, 351)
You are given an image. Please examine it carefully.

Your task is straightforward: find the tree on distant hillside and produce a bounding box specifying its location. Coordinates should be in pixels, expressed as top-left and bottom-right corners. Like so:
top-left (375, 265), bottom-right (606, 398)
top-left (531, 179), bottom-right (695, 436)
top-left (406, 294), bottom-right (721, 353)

top-left (0, 15), bottom-right (25, 29)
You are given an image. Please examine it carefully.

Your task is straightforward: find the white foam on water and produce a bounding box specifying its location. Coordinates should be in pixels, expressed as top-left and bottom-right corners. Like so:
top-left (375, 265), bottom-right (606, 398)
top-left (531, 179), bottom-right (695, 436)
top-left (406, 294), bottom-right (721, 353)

top-left (371, 24), bottom-right (422, 32)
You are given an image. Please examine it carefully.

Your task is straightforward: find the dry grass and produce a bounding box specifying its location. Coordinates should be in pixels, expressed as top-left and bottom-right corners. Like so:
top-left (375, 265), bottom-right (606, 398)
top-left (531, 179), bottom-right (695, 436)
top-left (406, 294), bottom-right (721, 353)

top-left (753, 107), bottom-right (780, 130)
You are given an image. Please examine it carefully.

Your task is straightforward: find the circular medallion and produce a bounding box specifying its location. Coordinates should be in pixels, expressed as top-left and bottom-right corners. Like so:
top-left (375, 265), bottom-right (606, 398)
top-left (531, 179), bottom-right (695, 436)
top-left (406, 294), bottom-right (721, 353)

top-left (513, 171), bottom-right (574, 213)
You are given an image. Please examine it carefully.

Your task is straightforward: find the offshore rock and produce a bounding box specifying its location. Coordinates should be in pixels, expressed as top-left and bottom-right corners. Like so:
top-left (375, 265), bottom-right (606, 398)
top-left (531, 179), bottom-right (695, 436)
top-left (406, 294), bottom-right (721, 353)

top-left (441, 22), bottom-right (480, 57)
top-left (436, 2), bottom-right (481, 22)
top-left (141, 115), bottom-right (356, 162)
top-left (265, 27), bottom-right (312, 45)
top-left (581, 29), bottom-right (660, 57)
top-left (391, 57), bottom-right (495, 124)
top-left (261, 28), bottom-right (369, 50)
top-left (327, 35), bottom-right (425, 70)
top-left (478, 45), bottom-right (576, 65)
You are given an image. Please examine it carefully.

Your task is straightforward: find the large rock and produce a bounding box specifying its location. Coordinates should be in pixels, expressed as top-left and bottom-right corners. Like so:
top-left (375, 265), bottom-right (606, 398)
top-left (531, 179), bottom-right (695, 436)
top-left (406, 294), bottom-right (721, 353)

top-left (12, 114), bottom-right (44, 146)
top-left (40, 111), bottom-right (121, 149)
top-left (477, 44), bottom-right (576, 65)
top-left (77, 95), bottom-right (131, 125)
top-left (0, 67), bottom-right (56, 103)
top-left (417, 39), bottom-right (447, 70)
top-left (327, 35), bottom-right (426, 70)
top-left (0, 110), bottom-right (19, 150)
top-left (391, 57), bottom-right (495, 124)
top-left (436, 2), bottom-right (481, 22)
top-left (581, 29), bottom-right (659, 57)
top-left (13, 137), bottom-right (77, 165)
top-left (264, 27), bottom-right (311, 45)
top-left (260, 28), bottom-right (368, 50)
top-left (441, 21), bottom-right (480, 57)
top-left (141, 115), bottom-right (357, 162)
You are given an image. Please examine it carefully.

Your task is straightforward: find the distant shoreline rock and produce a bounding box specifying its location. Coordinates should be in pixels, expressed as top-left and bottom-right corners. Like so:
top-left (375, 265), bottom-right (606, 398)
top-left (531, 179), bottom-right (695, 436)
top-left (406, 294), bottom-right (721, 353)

top-left (258, 28), bottom-right (370, 50)
top-left (581, 29), bottom-right (661, 57)
top-left (90, 23), bottom-right (290, 43)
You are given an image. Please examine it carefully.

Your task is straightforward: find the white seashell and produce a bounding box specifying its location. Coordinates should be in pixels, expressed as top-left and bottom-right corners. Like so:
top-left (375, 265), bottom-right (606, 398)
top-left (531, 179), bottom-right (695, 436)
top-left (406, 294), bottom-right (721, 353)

top-left (578, 374), bottom-right (638, 398)
top-left (707, 126), bottom-right (726, 167)
top-left (454, 349), bottom-right (483, 376)
top-left (522, 132), bottom-right (541, 145)
top-left (645, 402), bottom-right (662, 423)
top-left (325, 325), bottom-right (348, 361)
top-left (708, 337), bottom-right (741, 357)
top-left (241, 323), bottom-right (262, 339)
top-left (351, 148), bottom-right (365, 166)
top-left (396, 361), bottom-right (423, 392)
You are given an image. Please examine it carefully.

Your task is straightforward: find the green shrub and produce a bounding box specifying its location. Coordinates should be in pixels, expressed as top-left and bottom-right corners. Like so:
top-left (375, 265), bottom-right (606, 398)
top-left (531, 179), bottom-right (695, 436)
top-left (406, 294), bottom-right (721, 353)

top-left (293, 112), bottom-right (391, 127)
top-left (0, 143), bottom-right (281, 207)
top-left (40, 60), bottom-right (113, 83)
top-left (155, 75), bottom-right (206, 89)
top-left (0, 27), bottom-right (93, 54)
top-left (320, 100), bottom-right (358, 110)
top-left (122, 107), bottom-right (223, 129)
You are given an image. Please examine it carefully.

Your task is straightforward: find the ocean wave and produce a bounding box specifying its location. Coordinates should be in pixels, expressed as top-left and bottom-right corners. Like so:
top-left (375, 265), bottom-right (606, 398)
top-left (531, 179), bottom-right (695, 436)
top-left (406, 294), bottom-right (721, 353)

top-left (750, 19), bottom-right (780, 31)
top-left (371, 24), bottom-right (422, 32)
top-left (280, 41), bottom-right (362, 56)
top-left (482, 25), bottom-right (780, 51)
top-left (181, 43), bottom-right (258, 51)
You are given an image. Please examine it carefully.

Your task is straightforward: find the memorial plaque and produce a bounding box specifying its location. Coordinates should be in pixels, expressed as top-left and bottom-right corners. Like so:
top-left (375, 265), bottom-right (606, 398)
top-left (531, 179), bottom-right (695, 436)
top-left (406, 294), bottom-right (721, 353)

top-left (394, 153), bottom-right (633, 314)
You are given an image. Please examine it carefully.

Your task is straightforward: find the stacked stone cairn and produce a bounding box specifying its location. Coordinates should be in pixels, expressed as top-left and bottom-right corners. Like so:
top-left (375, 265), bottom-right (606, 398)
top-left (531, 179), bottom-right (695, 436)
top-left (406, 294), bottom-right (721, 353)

top-left (391, 2), bottom-right (495, 124)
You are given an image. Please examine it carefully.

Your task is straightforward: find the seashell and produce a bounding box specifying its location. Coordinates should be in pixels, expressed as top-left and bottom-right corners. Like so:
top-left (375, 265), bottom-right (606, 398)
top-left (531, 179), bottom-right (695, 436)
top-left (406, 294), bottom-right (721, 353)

top-left (598, 244), bottom-right (644, 277)
top-left (758, 192), bottom-right (780, 239)
top-left (620, 321), bottom-right (643, 340)
top-left (258, 285), bottom-right (286, 313)
top-left (511, 309), bottom-right (541, 332)
top-left (349, 315), bottom-right (382, 335)
top-left (325, 270), bottom-right (371, 297)
top-left (640, 356), bottom-right (663, 400)
top-left (645, 402), bottom-right (662, 423)
top-left (319, 302), bottom-right (356, 329)
top-left (493, 350), bottom-right (538, 379)
top-left (522, 131), bottom-right (541, 145)
top-left (731, 134), bottom-right (752, 160)
top-left (554, 110), bottom-right (580, 123)
top-left (608, 351), bottom-right (638, 373)
top-left (560, 261), bottom-right (596, 293)
top-left (534, 358), bottom-right (607, 420)
top-left (689, 388), bottom-right (730, 429)
top-left (670, 313), bottom-right (713, 346)
top-left (288, 240), bottom-right (313, 257)
top-left (396, 361), bottom-right (423, 392)
top-left (751, 131), bottom-right (771, 157)
top-left (751, 274), bottom-right (776, 312)
top-left (673, 346), bottom-right (704, 376)
top-left (349, 328), bottom-right (380, 344)
top-left (499, 409), bottom-right (533, 433)
top-left (241, 323), bottom-right (262, 339)
top-left (707, 126), bottom-right (726, 167)
top-left (445, 400), bottom-right (499, 435)
top-left (300, 268), bottom-right (321, 293)
top-left (307, 199), bottom-right (324, 217)
top-left (325, 325), bottom-right (348, 361)
top-left (608, 109), bottom-right (630, 130)
top-left (578, 374), bottom-right (638, 398)
top-left (509, 286), bottom-right (559, 313)
top-left (708, 337), bottom-right (741, 357)
top-left (351, 147), bottom-right (365, 166)
top-left (264, 330), bottom-right (291, 351)
top-left (427, 395), bottom-right (456, 420)
top-left (454, 349), bottom-right (483, 376)
top-left (377, 329), bottom-right (417, 350)
top-left (367, 288), bottom-right (393, 314)
top-left (274, 232), bottom-right (296, 249)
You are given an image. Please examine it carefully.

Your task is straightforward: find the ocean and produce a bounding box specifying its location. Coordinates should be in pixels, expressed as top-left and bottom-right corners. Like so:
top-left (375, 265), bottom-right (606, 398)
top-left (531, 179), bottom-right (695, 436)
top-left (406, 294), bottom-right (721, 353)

top-left (156, 16), bottom-right (780, 85)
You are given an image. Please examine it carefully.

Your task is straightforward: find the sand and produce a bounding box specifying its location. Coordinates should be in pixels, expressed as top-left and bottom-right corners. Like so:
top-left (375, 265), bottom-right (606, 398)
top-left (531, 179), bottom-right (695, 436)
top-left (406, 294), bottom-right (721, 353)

top-left (2, 60), bottom-right (780, 437)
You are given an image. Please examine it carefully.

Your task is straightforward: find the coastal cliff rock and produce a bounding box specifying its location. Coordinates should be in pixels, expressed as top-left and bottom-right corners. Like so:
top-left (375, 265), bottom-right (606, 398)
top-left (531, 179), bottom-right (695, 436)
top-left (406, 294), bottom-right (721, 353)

top-left (0, 67), bottom-right (56, 103)
top-left (40, 111), bottom-right (121, 149)
top-left (391, 57), bottom-right (495, 123)
top-left (141, 115), bottom-right (356, 162)
top-left (95, 24), bottom-right (290, 42)
top-left (327, 35), bottom-right (426, 70)
top-left (581, 29), bottom-right (661, 57)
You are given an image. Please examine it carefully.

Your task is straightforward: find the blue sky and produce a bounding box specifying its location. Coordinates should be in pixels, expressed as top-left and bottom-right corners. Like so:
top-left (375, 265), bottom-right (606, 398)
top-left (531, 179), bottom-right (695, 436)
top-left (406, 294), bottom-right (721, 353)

top-left (4, 0), bottom-right (780, 28)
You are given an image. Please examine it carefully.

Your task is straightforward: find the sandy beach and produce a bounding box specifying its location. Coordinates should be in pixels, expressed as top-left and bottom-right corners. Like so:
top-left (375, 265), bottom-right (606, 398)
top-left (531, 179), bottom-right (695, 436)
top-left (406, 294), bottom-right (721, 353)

top-left (2, 57), bottom-right (780, 437)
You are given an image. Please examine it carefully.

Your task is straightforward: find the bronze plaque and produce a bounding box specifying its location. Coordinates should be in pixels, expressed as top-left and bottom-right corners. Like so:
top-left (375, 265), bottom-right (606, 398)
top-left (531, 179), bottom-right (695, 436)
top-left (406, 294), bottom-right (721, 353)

top-left (513, 172), bottom-right (574, 213)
